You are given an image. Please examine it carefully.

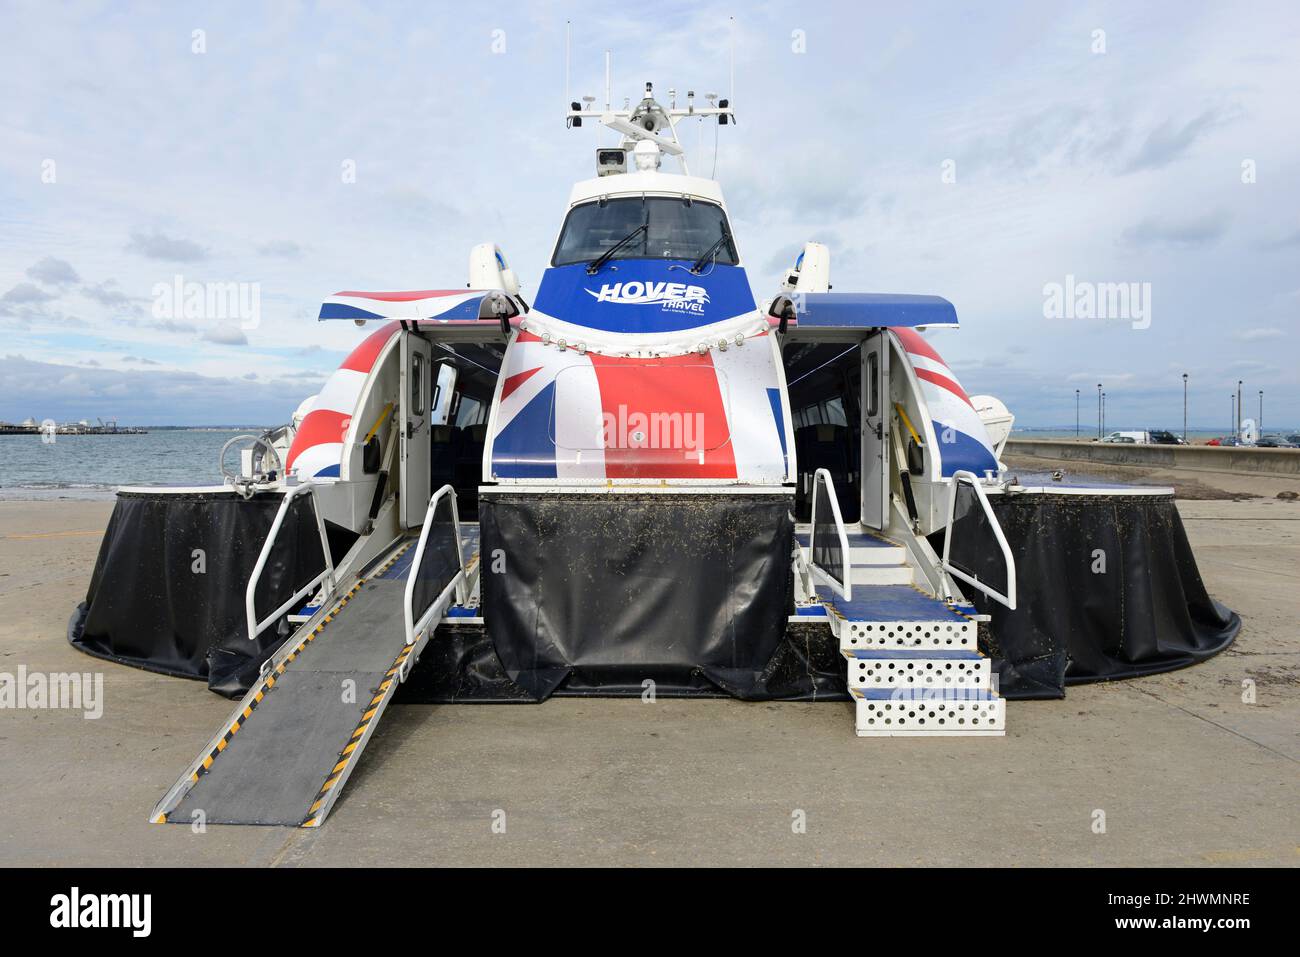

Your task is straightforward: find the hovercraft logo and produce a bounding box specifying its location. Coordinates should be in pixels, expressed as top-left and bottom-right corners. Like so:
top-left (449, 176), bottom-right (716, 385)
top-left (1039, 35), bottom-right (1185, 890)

top-left (586, 281), bottom-right (710, 313)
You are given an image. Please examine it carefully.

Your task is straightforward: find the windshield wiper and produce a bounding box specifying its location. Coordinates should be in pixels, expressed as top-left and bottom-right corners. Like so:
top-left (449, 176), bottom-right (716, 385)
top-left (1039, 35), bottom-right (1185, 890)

top-left (587, 223), bottom-right (648, 275)
top-left (690, 225), bottom-right (733, 274)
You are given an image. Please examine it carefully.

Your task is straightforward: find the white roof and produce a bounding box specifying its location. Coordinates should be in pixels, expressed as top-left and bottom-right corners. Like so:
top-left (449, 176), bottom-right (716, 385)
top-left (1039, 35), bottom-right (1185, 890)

top-left (567, 171), bottom-right (727, 209)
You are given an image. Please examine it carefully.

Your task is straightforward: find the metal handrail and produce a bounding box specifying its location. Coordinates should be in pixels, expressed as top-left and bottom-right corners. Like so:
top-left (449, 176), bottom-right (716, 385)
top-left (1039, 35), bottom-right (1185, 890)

top-left (808, 467), bottom-right (853, 600)
top-left (940, 470), bottom-right (1017, 610)
top-left (245, 483), bottom-right (336, 641)
top-left (403, 484), bottom-right (468, 652)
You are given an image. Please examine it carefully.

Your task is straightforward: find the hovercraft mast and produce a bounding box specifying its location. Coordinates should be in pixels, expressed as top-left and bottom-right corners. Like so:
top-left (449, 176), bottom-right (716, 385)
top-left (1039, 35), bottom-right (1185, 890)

top-left (563, 24), bottom-right (735, 178)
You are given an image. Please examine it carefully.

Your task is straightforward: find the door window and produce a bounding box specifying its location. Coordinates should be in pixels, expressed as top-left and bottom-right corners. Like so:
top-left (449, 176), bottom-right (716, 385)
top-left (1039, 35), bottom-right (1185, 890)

top-left (411, 354), bottom-right (426, 416)
top-left (865, 352), bottom-right (879, 417)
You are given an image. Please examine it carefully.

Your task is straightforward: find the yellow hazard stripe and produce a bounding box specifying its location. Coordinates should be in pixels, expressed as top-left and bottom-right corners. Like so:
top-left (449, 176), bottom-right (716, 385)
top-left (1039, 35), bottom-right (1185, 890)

top-left (298, 633), bottom-right (412, 827)
top-left (363, 402), bottom-right (394, 443)
top-left (894, 401), bottom-right (923, 446)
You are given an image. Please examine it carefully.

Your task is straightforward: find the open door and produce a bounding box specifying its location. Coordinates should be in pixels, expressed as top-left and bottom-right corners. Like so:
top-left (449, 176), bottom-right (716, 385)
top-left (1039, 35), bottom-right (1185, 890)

top-left (400, 334), bottom-right (433, 528)
top-left (861, 331), bottom-right (889, 529)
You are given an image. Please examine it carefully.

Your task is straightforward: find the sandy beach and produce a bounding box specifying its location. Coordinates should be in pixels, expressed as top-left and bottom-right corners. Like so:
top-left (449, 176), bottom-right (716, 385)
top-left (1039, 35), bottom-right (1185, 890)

top-left (0, 468), bottom-right (1296, 866)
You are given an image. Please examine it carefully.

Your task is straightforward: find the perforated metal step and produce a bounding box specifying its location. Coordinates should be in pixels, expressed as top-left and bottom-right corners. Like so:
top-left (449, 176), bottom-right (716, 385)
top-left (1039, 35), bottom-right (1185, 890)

top-left (844, 647), bottom-right (991, 690)
top-left (852, 686), bottom-right (1005, 736)
top-left (818, 584), bottom-right (977, 651)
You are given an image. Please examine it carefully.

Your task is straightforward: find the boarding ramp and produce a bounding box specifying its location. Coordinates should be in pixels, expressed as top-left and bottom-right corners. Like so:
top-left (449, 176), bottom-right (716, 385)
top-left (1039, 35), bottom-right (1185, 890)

top-left (151, 484), bottom-right (477, 827)
top-left (800, 470), bottom-right (1007, 736)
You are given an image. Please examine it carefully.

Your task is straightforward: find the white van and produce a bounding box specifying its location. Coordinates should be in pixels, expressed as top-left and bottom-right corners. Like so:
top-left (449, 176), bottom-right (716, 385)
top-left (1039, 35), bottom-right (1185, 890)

top-left (1100, 431), bottom-right (1150, 444)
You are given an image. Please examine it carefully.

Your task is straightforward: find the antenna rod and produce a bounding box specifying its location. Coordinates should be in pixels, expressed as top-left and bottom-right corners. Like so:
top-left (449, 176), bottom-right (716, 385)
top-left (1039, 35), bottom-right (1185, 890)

top-left (604, 50), bottom-right (611, 110)
top-left (729, 16), bottom-right (735, 104)
top-left (564, 20), bottom-right (571, 107)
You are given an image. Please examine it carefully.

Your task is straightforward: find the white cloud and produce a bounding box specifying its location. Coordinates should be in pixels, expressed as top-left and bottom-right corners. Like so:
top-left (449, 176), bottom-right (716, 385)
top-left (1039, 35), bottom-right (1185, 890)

top-left (125, 229), bottom-right (209, 263)
top-left (1, 283), bottom-right (56, 305)
top-left (1234, 327), bottom-right (1286, 341)
top-left (0, 0), bottom-right (1295, 428)
top-left (202, 324), bottom-right (249, 346)
top-left (26, 257), bottom-right (80, 287)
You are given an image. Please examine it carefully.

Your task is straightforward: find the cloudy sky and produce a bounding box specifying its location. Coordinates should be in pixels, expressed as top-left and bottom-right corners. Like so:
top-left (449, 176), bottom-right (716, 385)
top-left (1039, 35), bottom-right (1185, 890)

top-left (2, 0), bottom-right (1297, 428)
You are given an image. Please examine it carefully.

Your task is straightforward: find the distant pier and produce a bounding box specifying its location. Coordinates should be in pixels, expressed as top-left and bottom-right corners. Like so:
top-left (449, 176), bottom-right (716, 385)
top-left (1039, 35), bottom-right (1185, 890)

top-left (0, 423), bottom-right (148, 436)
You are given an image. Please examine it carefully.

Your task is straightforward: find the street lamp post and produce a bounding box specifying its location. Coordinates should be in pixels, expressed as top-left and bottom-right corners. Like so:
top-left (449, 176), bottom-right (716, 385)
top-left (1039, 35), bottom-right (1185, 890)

top-left (1102, 392), bottom-right (1106, 435)
top-left (1097, 383), bottom-right (1102, 439)
top-left (1182, 373), bottom-right (1188, 443)
top-left (1259, 390), bottom-right (1263, 435)
top-left (1075, 388), bottom-right (1080, 438)
top-left (1236, 379), bottom-right (1243, 442)
top-left (1230, 393), bottom-right (1235, 442)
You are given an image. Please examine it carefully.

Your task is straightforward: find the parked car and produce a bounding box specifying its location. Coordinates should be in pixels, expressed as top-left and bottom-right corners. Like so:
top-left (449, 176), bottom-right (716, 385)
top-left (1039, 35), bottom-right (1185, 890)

top-left (1101, 431), bottom-right (1146, 444)
top-left (1256, 434), bottom-right (1297, 448)
top-left (1149, 430), bottom-right (1186, 445)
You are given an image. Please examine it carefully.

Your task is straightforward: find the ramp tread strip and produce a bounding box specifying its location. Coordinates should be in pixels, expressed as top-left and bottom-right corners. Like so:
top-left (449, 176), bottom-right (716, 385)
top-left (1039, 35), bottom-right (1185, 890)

top-left (153, 541), bottom-right (413, 824)
top-left (796, 530), bottom-right (900, 549)
top-left (300, 641), bottom-right (414, 827)
top-left (822, 582), bottom-right (977, 625)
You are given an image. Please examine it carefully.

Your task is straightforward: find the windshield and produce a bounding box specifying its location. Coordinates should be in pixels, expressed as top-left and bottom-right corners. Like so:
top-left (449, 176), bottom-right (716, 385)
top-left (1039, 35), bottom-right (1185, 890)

top-left (552, 197), bottom-right (738, 267)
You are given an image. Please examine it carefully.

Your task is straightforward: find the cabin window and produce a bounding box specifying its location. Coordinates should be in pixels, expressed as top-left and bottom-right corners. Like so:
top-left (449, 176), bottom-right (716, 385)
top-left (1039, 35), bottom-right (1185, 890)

top-left (454, 395), bottom-right (487, 427)
top-left (551, 197), bottom-right (738, 267)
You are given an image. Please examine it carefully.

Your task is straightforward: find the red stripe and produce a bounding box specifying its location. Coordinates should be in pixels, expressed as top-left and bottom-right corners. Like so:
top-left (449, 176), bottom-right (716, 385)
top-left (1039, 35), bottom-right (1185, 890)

top-left (285, 410), bottom-right (350, 471)
top-left (500, 366), bottom-right (541, 401)
top-left (515, 330), bottom-right (544, 344)
top-left (914, 368), bottom-right (973, 408)
top-left (286, 322), bottom-right (399, 470)
top-left (892, 326), bottom-right (944, 365)
top-left (332, 289), bottom-right (478, 302)
top-left (340, 320), bottom-right (401, 373)
top-left (587, 353), bottom-right (737, 479)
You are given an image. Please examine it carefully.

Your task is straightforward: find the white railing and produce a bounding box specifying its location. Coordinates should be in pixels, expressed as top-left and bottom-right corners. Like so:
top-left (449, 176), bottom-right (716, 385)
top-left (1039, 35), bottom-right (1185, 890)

top-left (808, 467), bottom-right (852, 600)
top-left (246, 483), bottom-right (336, 642)
top-left (402, 484), bottom-right (468, 656)
top-left (941, 470), bottom-right (1017, 610)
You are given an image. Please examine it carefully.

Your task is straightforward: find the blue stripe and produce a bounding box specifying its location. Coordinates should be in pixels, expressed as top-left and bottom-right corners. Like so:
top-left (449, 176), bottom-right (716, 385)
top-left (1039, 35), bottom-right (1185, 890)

top-left (766, 387), bottom-right (787, 476)
top-left (931, 420), bottom-right (998, 477)
top-left (816, 584), bottom-right (967, 621)
top-left (844, 648), bottom-right (981, 660)
top-left (492, 381), bottom-right (558, 478)
top-left (793, 293), bottom-right (958, 329)
top-left (853, 687), bottom-right (997, 701)
top-left (318, 296), bottom-right (483, 321)
top-left (313, 463), bottom-right (341, 477)
top-left (319, 302), bottom-right (383, 321)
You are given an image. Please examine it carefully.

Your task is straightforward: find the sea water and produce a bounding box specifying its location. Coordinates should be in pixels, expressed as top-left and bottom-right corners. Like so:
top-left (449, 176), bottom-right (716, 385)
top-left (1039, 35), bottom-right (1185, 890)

top-left (0, 430), bottom-right (259, 499)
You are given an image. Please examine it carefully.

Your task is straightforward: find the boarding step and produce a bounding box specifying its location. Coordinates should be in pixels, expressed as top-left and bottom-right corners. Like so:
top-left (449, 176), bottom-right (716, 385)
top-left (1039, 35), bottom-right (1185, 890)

top-left (818, 584), bottom-right (977, 651)
top-left (844, 648), bottom-right (991, 690)
top-left (852, 687), bottom-right (1005, 736)
top-left (795, 529), bottom-right (907, 566)
top-left (287, 589), bottom-right (327, 624)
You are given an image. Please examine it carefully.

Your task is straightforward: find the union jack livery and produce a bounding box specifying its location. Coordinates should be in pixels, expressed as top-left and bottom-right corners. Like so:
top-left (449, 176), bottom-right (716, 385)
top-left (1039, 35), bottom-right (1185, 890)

top-left (74, 73), bottom-right (1236, 832)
